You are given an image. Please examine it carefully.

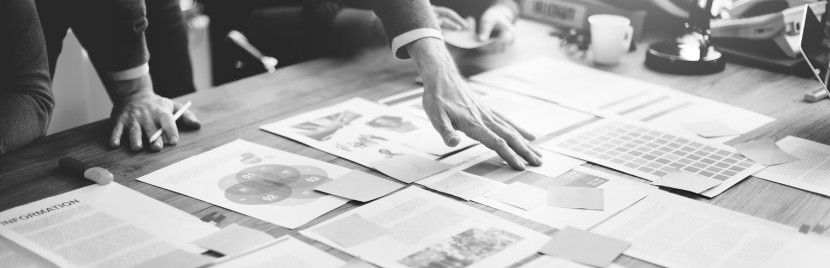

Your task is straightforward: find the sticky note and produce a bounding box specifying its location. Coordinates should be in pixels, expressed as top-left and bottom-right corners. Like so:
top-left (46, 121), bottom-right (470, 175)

top-left (539, 227), bottom-right (630, 267)
top-left (652, 171), bottom-right (721, 194)
top-left (370, 155), bottom-right (452, 183)
top-left (313, 214), bottom-right (388, 247)
top-left (134, 249), bottom-right (214, 268)
top-left (548, 186), bottom-right (604, 210)
top-left (484, 182), bottom-right (546, 210)
top-left (681, 120), bottom-right (741, 138)
top-left (734, 139), bottom-right (800, 166)
top-left (315, 170), bottom-right (404, 202)
top-left (193, 224), bottom-right (274, 257)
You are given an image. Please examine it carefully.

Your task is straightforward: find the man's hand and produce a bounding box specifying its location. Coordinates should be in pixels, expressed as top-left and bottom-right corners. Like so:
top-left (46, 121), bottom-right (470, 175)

top-left (478, 5), bottom-right (517, 49)
top-left (408, 38), bottom-right (541, 170)
top-left (105, 75), bottom-right (199, 152)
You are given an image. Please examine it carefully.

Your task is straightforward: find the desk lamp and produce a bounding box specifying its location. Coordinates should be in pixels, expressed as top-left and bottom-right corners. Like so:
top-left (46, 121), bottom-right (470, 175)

top-left (645, 0), bottom-right (726, 74)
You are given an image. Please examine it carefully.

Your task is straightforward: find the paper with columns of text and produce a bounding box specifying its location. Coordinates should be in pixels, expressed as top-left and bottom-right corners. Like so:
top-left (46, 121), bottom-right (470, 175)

top-left (212, 236), bottom-right (346, 268)
top-left (379, 84), bottom-right (595, 138)
top-left (0, 184), bottom-right (218, 268)
top-left (755, 136), bottom-right (830, 196)
top-left (301, 186), bottom-right (548, 268)
top-left (471, 57), bottom-right (774, 144)
top-left (592, 191), bottom-right (830, 268)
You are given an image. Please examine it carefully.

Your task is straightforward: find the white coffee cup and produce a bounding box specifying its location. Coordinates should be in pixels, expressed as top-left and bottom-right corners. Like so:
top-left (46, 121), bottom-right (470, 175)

top-left (588, 14), bottom-right (633, 65)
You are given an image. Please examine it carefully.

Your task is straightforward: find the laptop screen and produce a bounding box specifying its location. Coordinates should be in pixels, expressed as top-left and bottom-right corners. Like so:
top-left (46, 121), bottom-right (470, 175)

top-left (800, 7), bottom-right (830, 93)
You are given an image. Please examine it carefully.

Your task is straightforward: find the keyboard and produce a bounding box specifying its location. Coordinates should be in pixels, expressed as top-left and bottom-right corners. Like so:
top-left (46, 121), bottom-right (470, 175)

top-left (544, 119), bottom-right (764, 197)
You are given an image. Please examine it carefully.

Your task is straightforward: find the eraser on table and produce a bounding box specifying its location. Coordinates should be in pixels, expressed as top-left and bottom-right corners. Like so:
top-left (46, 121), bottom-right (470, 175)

top-left (58, 157), bottom-right (114, 185)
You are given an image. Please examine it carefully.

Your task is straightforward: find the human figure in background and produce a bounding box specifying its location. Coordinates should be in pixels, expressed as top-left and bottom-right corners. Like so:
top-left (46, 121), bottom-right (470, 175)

top-left (248, 0), bottom-right (536, 169)
top-left (35, 0), bottom-right (199, 152)
top-left (0, 0), bottom-right (53, 155)
top-left (145, 0), bottom-right (198, 98)
top-left (369, 0), bottom-right (541, 170)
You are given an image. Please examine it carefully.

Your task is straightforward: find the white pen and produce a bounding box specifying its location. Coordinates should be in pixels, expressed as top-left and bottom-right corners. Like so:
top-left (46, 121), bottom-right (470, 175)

top-left (149, 100), bottom-right (192, 143)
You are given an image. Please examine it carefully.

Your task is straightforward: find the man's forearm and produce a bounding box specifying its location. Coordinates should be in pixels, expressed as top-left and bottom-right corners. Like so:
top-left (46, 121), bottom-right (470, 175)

top-left (407, 38), bottom-right (461, 87)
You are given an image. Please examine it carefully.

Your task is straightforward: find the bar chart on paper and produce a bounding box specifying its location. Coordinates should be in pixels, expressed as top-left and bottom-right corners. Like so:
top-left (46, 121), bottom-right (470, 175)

top-left (544, 119), bottom-right (764, 197)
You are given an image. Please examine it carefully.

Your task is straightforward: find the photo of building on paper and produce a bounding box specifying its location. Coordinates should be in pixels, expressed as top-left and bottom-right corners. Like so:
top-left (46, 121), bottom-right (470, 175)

top-left (398, 228), bottom-right (523, 268)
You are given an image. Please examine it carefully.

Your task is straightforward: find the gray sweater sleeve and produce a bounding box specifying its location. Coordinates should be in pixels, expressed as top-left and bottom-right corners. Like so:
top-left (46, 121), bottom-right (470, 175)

top-left (0, 0), bottom-right (55, 155)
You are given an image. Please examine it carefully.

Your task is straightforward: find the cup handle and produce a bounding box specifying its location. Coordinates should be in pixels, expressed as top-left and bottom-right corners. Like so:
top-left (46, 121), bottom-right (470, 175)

top-left (622, 26), bottom-right (633, 50)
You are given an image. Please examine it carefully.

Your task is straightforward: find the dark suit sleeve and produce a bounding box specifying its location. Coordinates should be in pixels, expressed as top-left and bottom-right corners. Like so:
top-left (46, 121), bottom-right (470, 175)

top-left (367, 0), bottom-right (518, 59)
top-left (71, 0), bottom-right (150, 81)
top-left (368, 0), bottom-right (440, 59)
top-left (0, 0), bottom-right (54, 155)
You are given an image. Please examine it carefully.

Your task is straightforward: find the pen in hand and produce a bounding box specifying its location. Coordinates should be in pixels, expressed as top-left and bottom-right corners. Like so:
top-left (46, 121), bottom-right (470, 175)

top-left (149, 101), bottom-right (192, 143)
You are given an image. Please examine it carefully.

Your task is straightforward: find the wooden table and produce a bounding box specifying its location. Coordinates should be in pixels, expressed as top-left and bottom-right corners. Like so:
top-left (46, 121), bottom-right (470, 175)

top-left (2, 20), bottom-right (828, 267)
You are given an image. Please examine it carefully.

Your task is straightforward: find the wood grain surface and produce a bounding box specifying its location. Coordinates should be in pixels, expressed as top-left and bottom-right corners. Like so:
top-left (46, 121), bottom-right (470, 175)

top-left (1, 20), bottom-right (827, 267)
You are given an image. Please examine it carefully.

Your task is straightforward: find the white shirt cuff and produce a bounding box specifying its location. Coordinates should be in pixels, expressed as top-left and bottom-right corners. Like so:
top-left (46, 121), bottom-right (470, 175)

top-left (391, 28), bottom-right (444, 59)
top-left (104, 63), bottom-right (149, 81)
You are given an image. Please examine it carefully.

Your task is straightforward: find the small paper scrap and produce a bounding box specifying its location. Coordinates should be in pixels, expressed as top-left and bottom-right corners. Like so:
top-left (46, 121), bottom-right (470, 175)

top-left (681, 120), bottom-right (741, 138)
top-left (652, 171), bottom-right (721, 194)
top-left (315, 170), bottom-right (404, 202)
top-left (548, 186), bottom-right (604, 210)
top-left (539, 227), bottom-right (630, 267)
top-left (734, 139), bottom-right (800, 166)
top-left (484, 182), bottom-right (546, 210)
top-left (313, 214), bottom-right (388, 248)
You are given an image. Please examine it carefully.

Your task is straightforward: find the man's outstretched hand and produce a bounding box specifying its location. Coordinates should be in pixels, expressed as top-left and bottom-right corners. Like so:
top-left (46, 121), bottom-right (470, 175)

top-left (408, 38), bottom-right (541, 170)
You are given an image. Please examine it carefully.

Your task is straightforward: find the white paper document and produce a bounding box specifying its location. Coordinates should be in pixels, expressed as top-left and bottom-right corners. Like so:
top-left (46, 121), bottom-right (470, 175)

top-left (521, 256), bottom-right (625, 268)
top-left (138, 139), bottom-right (349, 229)
top-left (417, 145), bottom-right (585, 201)
top-left (380, 85), bottom-right (595, 138)
top-left (213, 236), bottom-right (345, 268)
top-left (0, 235), bottom-right (58, 268)
top-left (261, 98), bottom-right (473, 158)
top-left (418, 144), bottom-right (650, 229)
top-left (544, 118), bottom-right (764, 197)
top-left (591, 191), bottom-right (830, 268)
top-left (301, 186), bottom-right (548, 268)
top-left (471, 58), bottom-right (774, 143)
top-left (472, 166), bottom-right (651, 230)
top-left (260, 98), bottom-right (464, 182)
top-left (755, 136), bottom-right (830, 196)
top-left (0, 184), bottom-right (218, 268)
